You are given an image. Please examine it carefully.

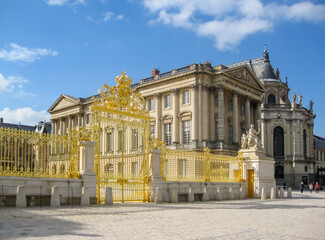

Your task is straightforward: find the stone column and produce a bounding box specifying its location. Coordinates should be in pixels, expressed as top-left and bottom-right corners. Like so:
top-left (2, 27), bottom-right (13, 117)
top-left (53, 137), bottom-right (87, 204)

top-left (233, 91), bottom-right (239, 144)
top-left (52, 120), bottom-right (57, 135)
top-left (172, 89), bottom-right (179, 144)
top-left (198, 83), bottom-right (203, 143)
top-left (62, 118), bottom-right (66, 135)
top-left (209, 87), bottom-right (215, 142)
top-left (154, 93), bottom-right (162, 140)
top-left (149, 149), bottom-right (163, 203)
top-left (245, 97), bottom-right (251, 131)
top-left (190, 84), bottom-right (198, 144)
top-left (77, 114), bottom-right (81, 127)
top-left (217, 86), bottom-right (225, 142)
top-left (80, 141), bottom-right (97, 204)
top-left (68, 115), bottom-right (72, 131)
top-left (202, 84), bottom-right (209, 145)
top-left (59, 118), bottom-right (63, 135)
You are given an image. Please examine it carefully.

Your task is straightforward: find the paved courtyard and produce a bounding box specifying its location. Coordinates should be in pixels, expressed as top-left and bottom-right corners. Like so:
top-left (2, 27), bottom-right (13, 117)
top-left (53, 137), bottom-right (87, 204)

top-left (0, 191), bottom-right (324, 240)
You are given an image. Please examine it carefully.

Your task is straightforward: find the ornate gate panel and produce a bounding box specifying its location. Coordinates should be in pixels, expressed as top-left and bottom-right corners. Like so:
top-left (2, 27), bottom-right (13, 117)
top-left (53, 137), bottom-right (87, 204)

top-left (91, 72), bottom-right (151, 202)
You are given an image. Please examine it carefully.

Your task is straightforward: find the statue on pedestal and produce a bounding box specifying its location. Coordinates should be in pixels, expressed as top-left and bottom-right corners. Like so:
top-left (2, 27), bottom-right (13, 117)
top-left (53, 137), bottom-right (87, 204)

top-left (241, 124), bottom-right (262, 150)
top-left (298, 94), bottom-right (302, 105)
top-left (292, 92), bottom-right (296, 103)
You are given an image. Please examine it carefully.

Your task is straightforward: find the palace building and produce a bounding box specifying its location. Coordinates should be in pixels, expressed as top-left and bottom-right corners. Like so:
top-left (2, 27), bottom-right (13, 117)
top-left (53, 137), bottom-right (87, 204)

top-left (48, 49), bottom-right (317, 187)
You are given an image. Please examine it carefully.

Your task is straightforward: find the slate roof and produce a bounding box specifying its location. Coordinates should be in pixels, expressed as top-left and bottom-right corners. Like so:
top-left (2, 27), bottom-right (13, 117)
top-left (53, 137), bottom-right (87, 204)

top-left (314, 135), bottom-right (325, 150)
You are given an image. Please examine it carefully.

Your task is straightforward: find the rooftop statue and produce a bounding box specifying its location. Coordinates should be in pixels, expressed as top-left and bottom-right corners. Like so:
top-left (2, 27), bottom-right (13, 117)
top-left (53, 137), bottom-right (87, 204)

top-left (292, 92), bottom-right (296, 103)
top-left (298, 94), bottom-right (302, 105)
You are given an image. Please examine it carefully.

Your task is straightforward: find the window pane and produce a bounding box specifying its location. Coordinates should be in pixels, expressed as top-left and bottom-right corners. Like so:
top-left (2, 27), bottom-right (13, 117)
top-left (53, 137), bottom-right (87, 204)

top-left (149, 98), bottom-right (154, 111)
top-left (165, 123), bottom-right (172, 145)
top-left (165, 95), bottom-right (171, 108)
top-left (183, 90), bottom-right (190, 104)
top-left (150, 125), bottom-right (155, 138)
top-left (183, 120), bottom-right (191, 144)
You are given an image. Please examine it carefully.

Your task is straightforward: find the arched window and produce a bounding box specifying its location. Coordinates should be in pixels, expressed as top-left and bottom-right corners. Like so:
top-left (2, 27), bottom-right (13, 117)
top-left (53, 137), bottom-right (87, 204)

top-left (303, 129), bottom-right (307, 157)
top-left (105, 163), bottom-right (114, 176)
top-left (275, 166), bottom-right (284, 179)
top-left (274, 127), bottom-right (284, 157)
top-left (268, 94), bottom-right (276, 105)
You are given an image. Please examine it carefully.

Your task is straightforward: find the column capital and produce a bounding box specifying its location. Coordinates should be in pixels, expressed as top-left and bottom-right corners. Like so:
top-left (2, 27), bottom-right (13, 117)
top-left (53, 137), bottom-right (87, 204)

top-left (171, 88), bottom-right (179, 95)
top-left (216, 84), bottom-right (225, 89)
top-left (232, 90), bottom-right (239, 96)
top-left (202, 84), bottom-right (209, 90)
top-left (154, 93), bottom-right (161, 99)
top-left (190, 84), bottom-right (198, 91)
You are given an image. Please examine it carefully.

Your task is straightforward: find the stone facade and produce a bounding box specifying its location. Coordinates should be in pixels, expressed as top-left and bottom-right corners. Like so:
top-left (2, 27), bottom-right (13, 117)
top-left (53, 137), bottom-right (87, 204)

top-left (48, 49), bottom-right (318, 188)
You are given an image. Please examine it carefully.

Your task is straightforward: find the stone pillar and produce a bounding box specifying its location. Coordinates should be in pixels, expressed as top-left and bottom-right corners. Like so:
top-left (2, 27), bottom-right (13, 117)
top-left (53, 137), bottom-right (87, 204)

top-left (154, 93), bottom-right (162, 140)
top-left (105, 187), bottom-right (113, 205)
top-left (80, 141), bottom-right (97, 204)
top-left (52, 120), bottom-right (56, 135)
top-left (81, 187), bottom-right (90, 206)
top-left (190, 84), bottom-right (198, 144)
top-left (68, 115), bottom-right (72, 131)
top-left (59, 118), bottom-right (63, 135)
top-left (241, 149), bottom-right (276, 198)
top-left (149, 149), bottom-right (163, 203)
top-left (217, 86), bottom-right (225, 142)
top-left (77, 114), bottom-right (81, 127)
top-left (245, 97), bottom-right (251, 131)
top-left (202, 84), bottom-right (209, 145)
top-left (172, 89), bottom-right (179, 144)
top-left (198, 83), bottom-right (203, 143)
top-left (209, 87), bottom-right (215, 142)
top-left (233, 91), bottom-right (239, 144)
top-left (16, 185), bottom-right (26, 208)
top-left (51, 186), bottom-right (60, 207)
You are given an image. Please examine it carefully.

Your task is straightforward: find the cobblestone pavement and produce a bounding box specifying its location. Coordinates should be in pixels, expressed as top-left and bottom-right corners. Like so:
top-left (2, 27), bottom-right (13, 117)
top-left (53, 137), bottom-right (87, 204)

top-left (1, 191), bottom-right (324, 240)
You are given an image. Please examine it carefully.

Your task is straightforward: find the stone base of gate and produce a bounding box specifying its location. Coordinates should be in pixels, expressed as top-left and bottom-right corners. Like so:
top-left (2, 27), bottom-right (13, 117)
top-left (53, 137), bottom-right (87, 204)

top-left (148, 182), bottom-right (246, 203)
top-left (240, 148), bottom-right (276, 199)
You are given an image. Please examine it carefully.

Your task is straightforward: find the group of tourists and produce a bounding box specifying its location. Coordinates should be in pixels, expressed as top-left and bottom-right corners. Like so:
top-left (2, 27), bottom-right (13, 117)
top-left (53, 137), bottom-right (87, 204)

top-left (299, 181), bottom-right (320, 193)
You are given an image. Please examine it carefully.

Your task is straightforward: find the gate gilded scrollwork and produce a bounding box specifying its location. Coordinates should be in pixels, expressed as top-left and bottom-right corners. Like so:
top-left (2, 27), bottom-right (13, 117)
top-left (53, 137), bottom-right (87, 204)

top-left (91, 71), bottom-right (151, 203)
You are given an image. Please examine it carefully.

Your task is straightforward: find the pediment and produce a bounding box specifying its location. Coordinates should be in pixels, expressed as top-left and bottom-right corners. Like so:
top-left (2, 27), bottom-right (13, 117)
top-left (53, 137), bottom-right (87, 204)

top-left (48, 95), bottom-right (79, 113)
top-left (223, 66), bottom-right (264, 91)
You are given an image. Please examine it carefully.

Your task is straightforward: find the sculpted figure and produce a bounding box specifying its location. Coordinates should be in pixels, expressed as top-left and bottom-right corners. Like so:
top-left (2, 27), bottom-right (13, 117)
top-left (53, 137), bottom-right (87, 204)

top-left (298, 94), bottom-right (302, 105)
top-left (241, 133), bottom-right (248, 149)
top-left (248, 124), bottom-right (261, 150)
top-left (292, 92), bottom-right (296, 103)
top-left (310, 100), bottom-right (314, 111)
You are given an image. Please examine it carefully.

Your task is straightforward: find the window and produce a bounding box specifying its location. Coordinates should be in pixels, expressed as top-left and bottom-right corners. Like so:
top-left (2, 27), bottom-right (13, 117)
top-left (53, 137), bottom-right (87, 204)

top-left (183, 120), bottom-right (191, 144)
top-left (107, 132), bottom-right (113, 152)
top-left (241, 103), bottom-right (245, 115)
top-left (178, 159), bottom-right (186, 178)
top-left (229, 125), bottom-right (233, 144)
top-left (303, 129), bottom-right (307, 157)
top-left (305, 165), bottom-right (308, 172)
top-left (105, 164), bottom-right (114, 176)
top-left (273, 127), bottom-right (284, 157)
top-left (132, 162), bottom-right (138, 176)
top-left (149, 98), bottom-right (154, 111)
top-left (118, 130), bottom-right (124, 151)
top-left (165, 123), bottom-right (172, 145)
top-left (275, 166), bottom-right (284, 179)
top-left (229, 100), bottom-right (233, 111)
top-left (150, 125), bottom-right (155, 138)
top-left (165, 95), bottom-right (171, 108)
top-left (268, 94), bottom-right (276, 105)
top-left (86, 114), bottom-right (90, 124)
top-left (132, 130), bottom-right (138, 149)
top-left (183, 90), bottom-right (190, 104)
top-left (215, 95), bottom-right (218, 106)
top-left (215, 122), bottom-right (218, 141)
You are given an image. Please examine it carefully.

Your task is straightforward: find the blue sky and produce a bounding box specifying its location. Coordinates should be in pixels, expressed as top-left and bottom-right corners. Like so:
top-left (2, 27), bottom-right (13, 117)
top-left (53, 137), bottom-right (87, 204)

top-left (0, 0), bottom-right (325, 136)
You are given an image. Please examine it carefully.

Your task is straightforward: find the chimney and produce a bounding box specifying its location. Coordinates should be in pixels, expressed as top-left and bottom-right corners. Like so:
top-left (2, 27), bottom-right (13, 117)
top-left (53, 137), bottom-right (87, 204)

top-left (152, 68), bottom-right (160, 77)
top-left (0, 117), bottom-right (3, 123)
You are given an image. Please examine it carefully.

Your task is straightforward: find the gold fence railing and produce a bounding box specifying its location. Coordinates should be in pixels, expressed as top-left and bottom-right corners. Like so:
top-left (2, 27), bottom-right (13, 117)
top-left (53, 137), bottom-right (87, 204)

top-left (0, 127), bottom-right (86, 179)
top-left (160, 147), bottom-right (243, 183)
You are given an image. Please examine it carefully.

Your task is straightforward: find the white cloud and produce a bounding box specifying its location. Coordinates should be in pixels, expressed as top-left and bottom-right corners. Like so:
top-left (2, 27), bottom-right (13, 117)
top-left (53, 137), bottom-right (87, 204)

top-left (103, 12), bottom-right (114, 22)
top-left (0, 73), bottom-right (37, 99)
top-left (0, 73), bottom-right (28, 92)
top-left (115, 14), bottom-right (125, 20)
top-left (0, 43), bottom-right (58, 63)
top-left (143, 0), bottom-right (325, 51)
top-left (0, 107), bottom-right (50, 126)
top-left (45, 0), bottom-right (84, 6)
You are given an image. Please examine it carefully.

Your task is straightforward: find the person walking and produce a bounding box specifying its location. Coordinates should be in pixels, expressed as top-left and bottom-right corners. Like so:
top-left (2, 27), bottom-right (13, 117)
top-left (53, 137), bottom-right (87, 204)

top-left (300, 181), bottom-right (304, 193)
top-left (309, 183), bottom-right (313, 193)
top-left (315, 182), bottom-right (320, 193)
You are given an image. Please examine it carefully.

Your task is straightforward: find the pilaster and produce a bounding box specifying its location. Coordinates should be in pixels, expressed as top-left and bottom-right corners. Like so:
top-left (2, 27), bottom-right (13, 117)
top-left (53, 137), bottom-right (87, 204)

top-left (172, 89), bottom-right (179, 144)
top-left (190, 84), bottom-right (198, 144)
top-left (217, 85), bottom-right (225, 142)
top-left (233, 91), bottom-right (239, 144)
top-left (154, 93), bottom-right (162, 140)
